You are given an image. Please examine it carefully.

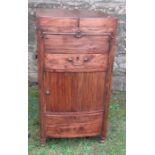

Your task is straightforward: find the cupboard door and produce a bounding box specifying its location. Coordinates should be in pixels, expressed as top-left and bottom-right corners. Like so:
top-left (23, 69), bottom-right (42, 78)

top-left (44, 72), bottom-right (106, 112)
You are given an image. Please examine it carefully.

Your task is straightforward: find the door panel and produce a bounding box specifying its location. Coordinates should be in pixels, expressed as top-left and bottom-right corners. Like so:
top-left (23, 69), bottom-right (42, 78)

top-left (44, 72), bottom-right (106, 112)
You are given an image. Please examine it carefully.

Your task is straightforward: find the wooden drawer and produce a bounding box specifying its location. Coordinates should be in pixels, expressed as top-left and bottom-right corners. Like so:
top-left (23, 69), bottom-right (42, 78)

top-left (43, 34), bottom-right (110, 53)
top-left (44, 53), bottom-right (108, 72)
top-left (46, 111), bottom-right (102, 138)
top-left (46, 112), bottom-right (102, 126)
top-left (46, 123), bottom-right (101, 138)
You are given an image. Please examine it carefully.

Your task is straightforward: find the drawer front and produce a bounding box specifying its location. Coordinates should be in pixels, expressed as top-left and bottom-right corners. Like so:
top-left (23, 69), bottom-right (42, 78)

top-left (44, 34), bottom-right (110, 53)
top-left (46, 123), bottom-right (101, 138)
top-left (46, 112), bottom-right (102, 126)
top-left (44, 53), bottom-right (108, 72)
top-left (46, 112), bottom-right (102, 138)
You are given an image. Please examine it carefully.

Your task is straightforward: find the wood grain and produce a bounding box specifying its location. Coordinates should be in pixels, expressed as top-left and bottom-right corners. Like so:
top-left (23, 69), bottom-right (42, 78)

top-left (100, 21), bottom-right (118, 141)
top-left (44, 72), bottom-right (106, 112)
top-left (43, 34), bottom-right (110, 52)
top-left (36, 8), bottom-right (117, 144)
top-left (46, 111), bottom-right (102, 126)
top-left (39, 26), bottom-right (116, 34)
top-left (44, 53), bottom-right (108, 72)
top-left (38, 17), bottom-right (78, 27)
top-left (80, 18), bottom-right (117, 27)
top-left (36, 26), bottom-right (46, 144)
top-left (46, 122), bottom-right (102, 138)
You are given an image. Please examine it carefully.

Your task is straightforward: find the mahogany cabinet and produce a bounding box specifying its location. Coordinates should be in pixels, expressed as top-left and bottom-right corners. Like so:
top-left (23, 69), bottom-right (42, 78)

top-left (36, 9), bottom-right (117, 144)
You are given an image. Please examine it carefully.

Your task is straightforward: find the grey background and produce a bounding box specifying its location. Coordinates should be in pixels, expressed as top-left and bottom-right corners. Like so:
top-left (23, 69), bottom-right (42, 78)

top-left (28, 0), bottom-right (126, 92)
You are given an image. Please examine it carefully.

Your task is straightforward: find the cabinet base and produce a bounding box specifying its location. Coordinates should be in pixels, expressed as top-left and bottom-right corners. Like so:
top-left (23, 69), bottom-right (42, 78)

top-left (40, 111), bottom-right (107, 144)
top-left (40, 136), bottom-right (106, 145)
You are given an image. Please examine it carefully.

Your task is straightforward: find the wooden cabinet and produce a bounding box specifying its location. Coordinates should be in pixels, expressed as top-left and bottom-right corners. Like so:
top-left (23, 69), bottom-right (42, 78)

top-left (36, 9), bottom-right (117, 144)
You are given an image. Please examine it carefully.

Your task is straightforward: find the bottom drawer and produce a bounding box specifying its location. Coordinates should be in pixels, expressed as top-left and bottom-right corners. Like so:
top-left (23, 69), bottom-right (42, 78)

top-left (46, 123), bottom-right (101, 138)
top-left (45, 111), bottom-right (103, 138)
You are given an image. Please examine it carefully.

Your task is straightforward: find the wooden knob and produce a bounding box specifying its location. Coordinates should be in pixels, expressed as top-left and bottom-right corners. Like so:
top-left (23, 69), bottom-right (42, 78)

top-left (45, 90), bottom-right (50, 95)
top-left (83, 57), bottom-right (89, 62)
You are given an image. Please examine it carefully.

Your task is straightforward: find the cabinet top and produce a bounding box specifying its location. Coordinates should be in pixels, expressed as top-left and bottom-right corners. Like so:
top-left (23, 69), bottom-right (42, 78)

top-left (36, 8), bottom-right (115, 19)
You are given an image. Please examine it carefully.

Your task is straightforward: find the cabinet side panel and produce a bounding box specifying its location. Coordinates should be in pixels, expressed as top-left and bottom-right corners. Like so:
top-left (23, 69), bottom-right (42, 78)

top-left (36, 28), bottom-right (46, 144)
top-left (44, 72), bottom-right (106, 112)
top-left (100, 19), bottom-right (118, 141)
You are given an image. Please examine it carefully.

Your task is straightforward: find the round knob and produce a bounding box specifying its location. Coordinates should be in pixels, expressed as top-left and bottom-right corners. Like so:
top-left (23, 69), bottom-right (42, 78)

top-left (45, 90), bottom-right (50, 95)
top-left (83, 57), bottom-right (89, 62)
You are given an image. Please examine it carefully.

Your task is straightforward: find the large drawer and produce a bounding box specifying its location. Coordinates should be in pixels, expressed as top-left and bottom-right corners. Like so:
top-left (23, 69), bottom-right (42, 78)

top-left (46, 123), bottom-right (101, 138)
top-left (46, 111), bottom-right (102, 126)
top-left (45, 111), bottom-right (103, 138)
top-left (43, 34), bottom-right (110, 53)
top-left (44, 53), bottom-right (108, 72)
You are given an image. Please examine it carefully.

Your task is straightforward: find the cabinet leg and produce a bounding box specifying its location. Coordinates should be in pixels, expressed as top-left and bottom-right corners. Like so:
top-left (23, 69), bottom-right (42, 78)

top-left (100, 136), bottom-right (106, 143)
top-left (40, 137), bottom-right (46, 146)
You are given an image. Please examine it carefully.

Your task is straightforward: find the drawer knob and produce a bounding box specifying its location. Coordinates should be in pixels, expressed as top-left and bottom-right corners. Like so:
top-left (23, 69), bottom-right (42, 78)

top-left (83, 57), bottom-right (89, 62)
top-left (45, 90), bottom-right (50, 95)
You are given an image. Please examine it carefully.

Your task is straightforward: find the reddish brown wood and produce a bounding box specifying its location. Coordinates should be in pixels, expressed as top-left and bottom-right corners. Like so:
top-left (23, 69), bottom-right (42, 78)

top-left (44, 54), bottom-right (108, 72)
top-left (46, 123), bottom-right (101, 138)
top-left (100, 26), bottom-right (118, 141)
top-left (44, 72), bottom-right (106, 112)
top-left (36, 26), bottom-right (46, 144)
top-left (46, 111), bottom-right (102, 126)
top-left (39, 26), bottom-right (115, 34)
top-left (36, 9), bottom-right (117, 34)
top-left (38, 17), bottom-right (77, 27)
top-left (43, 34), bottom-right (110, 52)
top-left (36, 8), bottom-right (117, 144)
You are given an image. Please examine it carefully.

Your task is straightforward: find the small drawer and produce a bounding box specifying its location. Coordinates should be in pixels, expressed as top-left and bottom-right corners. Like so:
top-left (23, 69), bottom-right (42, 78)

top-left (44, 53), bottom-right (108, 72)
top-left (43, 34), bottom-right (110, 53)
